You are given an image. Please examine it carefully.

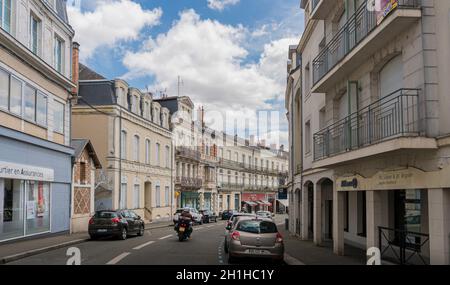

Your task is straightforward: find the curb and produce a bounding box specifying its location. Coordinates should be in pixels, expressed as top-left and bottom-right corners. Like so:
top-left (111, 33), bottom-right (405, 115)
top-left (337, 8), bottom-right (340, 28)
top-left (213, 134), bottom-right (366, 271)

top-left (284, 253), bottom-right (305, 265)
top-left (145, 224), bottom-right (173, 231)
top-left (0, 238), bottom-right (89, 265)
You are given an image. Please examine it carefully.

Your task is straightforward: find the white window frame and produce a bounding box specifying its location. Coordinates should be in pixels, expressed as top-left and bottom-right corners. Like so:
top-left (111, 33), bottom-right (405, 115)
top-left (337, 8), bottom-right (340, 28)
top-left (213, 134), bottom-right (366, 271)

top-left (121, 130), bottom-right (127, 160)
top-left (54, 34), bottom-right (65, 74)
top-left (53, 99), bottom-right (64, 134)
top-left (145, 139), bottom-right (151, 165)
top-left (30, 12), bottom-right (42, 56)
top-left (133, 183), bottom-right (140, 209)
top-left (133, 135), bottom-right (140, 162)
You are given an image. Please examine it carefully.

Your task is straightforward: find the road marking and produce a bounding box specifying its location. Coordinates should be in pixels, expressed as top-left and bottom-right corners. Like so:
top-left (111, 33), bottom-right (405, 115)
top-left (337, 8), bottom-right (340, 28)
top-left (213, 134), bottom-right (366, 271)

top-left (133, 241), bottom-right (155, 250)
top-left (106, 252), bottom-right (131, 265)
top-left (159, 234), bottom-right (173, 240)
top-left (284, 253), bottom-right (305, 265)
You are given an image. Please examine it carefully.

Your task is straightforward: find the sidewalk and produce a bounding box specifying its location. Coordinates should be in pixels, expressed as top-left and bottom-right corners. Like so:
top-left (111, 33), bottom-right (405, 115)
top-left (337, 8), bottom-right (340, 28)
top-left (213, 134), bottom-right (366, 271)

top-left (0, 220), bottom-right (173, 264)
top-left (275, 215), bottom-right (366, 265)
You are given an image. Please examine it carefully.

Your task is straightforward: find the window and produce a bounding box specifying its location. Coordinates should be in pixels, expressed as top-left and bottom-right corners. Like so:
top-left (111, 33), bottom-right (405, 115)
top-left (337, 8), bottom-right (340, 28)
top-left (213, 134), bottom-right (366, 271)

top-left (305, 120), bottom-right (311, 154)
top-left (54, 36), bottom-right (64, 73)
top-left (30, 14), bottom-right (41, 55)
top-left (0, 69), bottom-right (9, 109)
top-left (79, 162), bottom-right (86, 184)
top-left (36, 92), bottom-right (47, 126)
top-left (133, 135), bottom-right (140, 162)
top-left (155, 185), bottom-right (161, 207)
top-left (305, 63), bottom-right (310, 94)
top-left (242, 154), bottom-right (245, 165)
top-left (53, 100), bottom-right (64, 133)
top-left (165, 146), bottom-right (170, 168)
top-left (0, 0), bottom-right (12, 33)
top-left (120, 183), bottom-right (127, 209)
top-left (10, 76), bottom-right (21, 115)
top-left (24, 85), bottom-right (35, 121)
top-left (133, 184), bottom-right (140, 209)
top-left (121, 131), bottom-right (127, 159)
top-left (234, 194), bottom-right (239, 211)
top-left (145, 139), bottom-right (151, 164)
top-left (165, 186), bottom-right (170, 207)
top-left (155, 143), bottom-right (160, 166)
top-left (144, 101), bottom-right (150, 119)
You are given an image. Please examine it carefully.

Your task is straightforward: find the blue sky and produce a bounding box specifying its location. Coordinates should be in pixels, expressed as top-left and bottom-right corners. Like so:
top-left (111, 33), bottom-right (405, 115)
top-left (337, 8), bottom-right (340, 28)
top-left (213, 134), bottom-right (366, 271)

top-left (67, 0), bottom-right (304, 147)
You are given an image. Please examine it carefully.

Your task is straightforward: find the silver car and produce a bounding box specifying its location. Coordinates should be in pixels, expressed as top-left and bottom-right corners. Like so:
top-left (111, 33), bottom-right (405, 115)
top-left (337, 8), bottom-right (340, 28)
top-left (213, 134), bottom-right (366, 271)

top-left (225, 218), bottom-right (284, 263)
top-left (256, 211), bottom-right (274, 219)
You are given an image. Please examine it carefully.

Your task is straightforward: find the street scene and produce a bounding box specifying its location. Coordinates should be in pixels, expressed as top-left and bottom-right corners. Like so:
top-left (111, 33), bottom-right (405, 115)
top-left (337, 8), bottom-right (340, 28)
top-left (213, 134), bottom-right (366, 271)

top-left (1, 0), bottom-right (450, 268)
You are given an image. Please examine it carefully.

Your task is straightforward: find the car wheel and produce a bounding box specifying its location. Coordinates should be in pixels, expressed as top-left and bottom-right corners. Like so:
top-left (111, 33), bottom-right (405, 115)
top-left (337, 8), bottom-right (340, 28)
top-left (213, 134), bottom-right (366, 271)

top-left (119, 227), bottom-right (127, 240)
top-left (90, 234), bottom-right (97, 240)
top-left (137, 225), bottom-right (144, 236)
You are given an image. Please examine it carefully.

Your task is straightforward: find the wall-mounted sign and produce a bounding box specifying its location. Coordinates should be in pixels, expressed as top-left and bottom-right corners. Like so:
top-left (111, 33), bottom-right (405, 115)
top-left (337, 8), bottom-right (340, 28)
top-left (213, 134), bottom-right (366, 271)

top-left (340, 178), bottom-right (358, 189)
top-left (0, 161), bottom-right (54, 182)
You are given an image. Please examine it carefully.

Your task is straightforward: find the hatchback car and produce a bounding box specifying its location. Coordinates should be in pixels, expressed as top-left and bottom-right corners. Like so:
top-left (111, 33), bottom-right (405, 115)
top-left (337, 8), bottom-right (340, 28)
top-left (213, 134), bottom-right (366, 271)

top-left (199, 209), bottom-right (218, 223)
top-left (221, 210), bottom-right (237, 220)
top-left (225, 218), bottom-right (284, 263)
top-left (88, 210), bottom-right (145, 240)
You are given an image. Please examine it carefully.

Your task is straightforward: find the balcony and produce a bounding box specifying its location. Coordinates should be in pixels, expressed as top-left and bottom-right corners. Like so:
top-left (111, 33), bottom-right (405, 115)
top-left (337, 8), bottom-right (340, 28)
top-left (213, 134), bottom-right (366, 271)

top-left (175, 177), bottom-right (203, 189)
top-left (176, 146), bottom-right (201, 161)
top-left (219, 183), bottom-right (244, 191)
top-left (218, 158), bottom-right (243, 171)
top-left (310, 0), bottom-right (337, 20)
top-left (313, 89), bottom-right (437, 167)
top-left (312, 0), bottom-right (421, 93)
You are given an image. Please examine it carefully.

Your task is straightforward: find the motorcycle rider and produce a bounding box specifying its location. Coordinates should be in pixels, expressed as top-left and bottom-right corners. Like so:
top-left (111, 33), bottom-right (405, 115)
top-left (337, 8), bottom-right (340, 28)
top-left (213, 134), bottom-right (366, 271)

top-left (175, 209), bottom-right (194, 238)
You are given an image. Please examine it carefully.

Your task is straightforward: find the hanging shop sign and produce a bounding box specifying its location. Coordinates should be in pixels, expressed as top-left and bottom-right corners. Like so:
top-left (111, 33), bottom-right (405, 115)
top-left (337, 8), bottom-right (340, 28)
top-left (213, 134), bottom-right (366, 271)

top-left (0, 161), bottom-right (54, 182)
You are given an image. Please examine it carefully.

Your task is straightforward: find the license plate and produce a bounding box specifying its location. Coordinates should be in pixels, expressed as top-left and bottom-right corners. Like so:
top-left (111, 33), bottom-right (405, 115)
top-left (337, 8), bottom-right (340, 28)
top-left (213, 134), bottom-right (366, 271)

top-left (247, 249), bottom-right (268, 255)
top-left (179, 227), bottom-right (185, 232)
top-left (97, 229), bottom-right (107, 233)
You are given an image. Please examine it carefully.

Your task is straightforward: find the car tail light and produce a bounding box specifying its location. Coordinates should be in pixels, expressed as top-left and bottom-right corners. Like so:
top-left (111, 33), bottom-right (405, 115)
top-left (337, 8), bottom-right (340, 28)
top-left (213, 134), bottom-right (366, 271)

top-left (111, 217), bottom-right (121, 224)
top-left (276, 232), bottom-right (283, 243)
top-left (89, 217), bottom-right (95, 225)
top-left (231, 231), bottom-right (240, 241)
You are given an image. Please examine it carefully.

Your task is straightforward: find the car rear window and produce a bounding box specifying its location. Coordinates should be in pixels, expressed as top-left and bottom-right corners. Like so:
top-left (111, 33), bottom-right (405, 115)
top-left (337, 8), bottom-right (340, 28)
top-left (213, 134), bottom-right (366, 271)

top-left (95, 212), bottom-right (118, 218)
top-left (236, 220), bottom-right (277, 234)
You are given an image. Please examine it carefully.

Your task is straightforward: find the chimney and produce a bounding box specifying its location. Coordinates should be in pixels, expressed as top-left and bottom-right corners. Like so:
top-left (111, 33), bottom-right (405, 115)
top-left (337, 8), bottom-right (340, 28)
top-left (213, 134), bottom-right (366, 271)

top-left (197, 106), bottom-right (205, 128)
top-left (260, 139), bottom-right (266, 147)
top-left (71, 42), bottom-right (80, 102)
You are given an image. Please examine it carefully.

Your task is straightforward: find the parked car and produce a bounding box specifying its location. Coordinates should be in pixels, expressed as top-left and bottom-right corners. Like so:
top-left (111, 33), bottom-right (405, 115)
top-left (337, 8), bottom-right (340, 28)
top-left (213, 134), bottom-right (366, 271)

top-left (225, 217), bottom-right (284, 264)
top-left (224, 215), bottom-right (256, 252)
top-left (221, 210), bottom-right (237, 220)
top-left (256, 211), bottom-right (274, 219)
top-left (173, 208), bottom-right (203, 225)
top-left (88, 210), bottom-right (145, 240)
top-left (199, 209), bottom-right (218, 223)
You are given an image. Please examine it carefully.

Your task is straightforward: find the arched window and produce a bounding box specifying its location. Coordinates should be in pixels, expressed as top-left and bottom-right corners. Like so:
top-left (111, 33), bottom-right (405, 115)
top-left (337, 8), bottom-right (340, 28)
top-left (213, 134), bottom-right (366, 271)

top-left (155, 143), bottom-right (160, 166)
top-left (145, 139), bottom-right (151, 164)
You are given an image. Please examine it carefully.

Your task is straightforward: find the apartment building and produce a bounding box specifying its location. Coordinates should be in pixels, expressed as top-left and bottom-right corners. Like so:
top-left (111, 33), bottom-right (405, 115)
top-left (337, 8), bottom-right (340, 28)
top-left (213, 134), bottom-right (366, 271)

top-left (287, 0), bottom-right (450, 264)
top-left (72, 65), bottom-right (174, 222)
top-left (216, 134), bottom-right (289, 214)
top-left (156, 97), bottom-right (219, 213)
top-left (0, 0), bottom-right (75, 242)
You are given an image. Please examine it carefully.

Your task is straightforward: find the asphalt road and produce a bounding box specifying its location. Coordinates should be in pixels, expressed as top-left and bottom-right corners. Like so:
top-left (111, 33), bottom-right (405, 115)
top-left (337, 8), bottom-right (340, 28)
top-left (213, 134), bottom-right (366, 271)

top-left (8, 220), bottom-right (285, 265)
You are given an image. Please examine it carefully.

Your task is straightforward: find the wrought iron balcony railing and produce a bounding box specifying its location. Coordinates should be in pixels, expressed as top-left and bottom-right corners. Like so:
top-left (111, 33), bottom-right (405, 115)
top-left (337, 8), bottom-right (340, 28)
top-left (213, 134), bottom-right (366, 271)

top-left (312, 0), bottom-right (419, 85)
top-left (313, 89), bottom-right (420, 161)
top-left (176, 176), bottom-right (203, 189)
top-left (176, 146), bottom-right (201, 161)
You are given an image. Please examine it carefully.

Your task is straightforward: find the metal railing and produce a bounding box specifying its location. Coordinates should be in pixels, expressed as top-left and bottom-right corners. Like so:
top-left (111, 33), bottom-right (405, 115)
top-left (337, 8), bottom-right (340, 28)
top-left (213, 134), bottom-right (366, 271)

top-left (176, 146), bottom-right (201, 161)
top-left (314, 89), bottom-right (420, 161)
top-left (379, 226), bottom-right (430, 265)
top-left (175, 176), bottom-right (203, 189)
top-left (313, 0), bottom-right (419, 85)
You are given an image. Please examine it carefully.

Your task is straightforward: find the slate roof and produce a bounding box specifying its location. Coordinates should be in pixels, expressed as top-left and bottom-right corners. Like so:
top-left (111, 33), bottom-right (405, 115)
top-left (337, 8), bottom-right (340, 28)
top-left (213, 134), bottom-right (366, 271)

top-left (71, 139), bottom-right (102, 169)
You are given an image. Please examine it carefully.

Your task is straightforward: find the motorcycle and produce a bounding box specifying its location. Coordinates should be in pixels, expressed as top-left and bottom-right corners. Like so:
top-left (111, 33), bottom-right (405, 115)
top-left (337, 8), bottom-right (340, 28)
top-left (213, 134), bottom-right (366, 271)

top-left (175, 219), bottom-right (192, 242)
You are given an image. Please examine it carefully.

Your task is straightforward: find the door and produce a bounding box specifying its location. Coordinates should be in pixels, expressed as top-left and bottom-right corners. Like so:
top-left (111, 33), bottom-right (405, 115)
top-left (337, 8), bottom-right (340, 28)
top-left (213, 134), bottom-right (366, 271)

top-left (122, 210), bottom-right (136, 232)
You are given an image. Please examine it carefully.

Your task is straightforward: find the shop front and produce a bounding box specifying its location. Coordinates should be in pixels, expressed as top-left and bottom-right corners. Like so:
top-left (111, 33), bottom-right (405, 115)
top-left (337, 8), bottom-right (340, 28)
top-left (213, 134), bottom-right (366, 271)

top-left (203, 192), bottom-right (212, 210)
top-left (335, 166), bottom-right (450, 265)
top-left (180, 191), bottom-right (200, 210)
top-left (0, 127), bottom-right (73, 243)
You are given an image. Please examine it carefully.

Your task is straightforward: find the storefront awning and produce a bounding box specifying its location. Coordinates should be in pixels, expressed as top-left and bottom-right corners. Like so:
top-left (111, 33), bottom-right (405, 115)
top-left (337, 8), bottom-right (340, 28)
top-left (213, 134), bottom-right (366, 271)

top-left (277, 199), bottom-right (288, 207)
top-left (257, 200), bottom-right (272, 206)
top-left (243, 201), bottom-right (258, 206)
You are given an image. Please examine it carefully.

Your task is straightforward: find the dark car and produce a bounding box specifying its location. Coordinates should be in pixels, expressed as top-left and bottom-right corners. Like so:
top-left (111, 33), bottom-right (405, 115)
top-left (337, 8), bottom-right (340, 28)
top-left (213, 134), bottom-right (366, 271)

top-left (200, 209), bottom-right (218, 223)
top-left (221, 210), bottom-right (237, 220)
top-left (88, 210), bottom-right (145, 240)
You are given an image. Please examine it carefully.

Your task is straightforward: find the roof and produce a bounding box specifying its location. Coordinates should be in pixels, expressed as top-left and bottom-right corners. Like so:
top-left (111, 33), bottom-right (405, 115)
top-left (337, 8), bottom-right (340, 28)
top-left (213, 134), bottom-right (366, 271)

top-left (55, 0), bottom-right (69, 24)
top-left (71, 139), bottom-right (102, 169)
top-left (78, 80), bottom-right (116, 106)
top-left (79, 63), bottom-right (107, 80)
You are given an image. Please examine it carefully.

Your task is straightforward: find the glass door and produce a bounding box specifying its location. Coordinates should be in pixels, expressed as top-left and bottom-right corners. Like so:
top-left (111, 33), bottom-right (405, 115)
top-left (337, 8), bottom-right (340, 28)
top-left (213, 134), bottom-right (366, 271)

top-left (0, 179), bottom-right (25, 241)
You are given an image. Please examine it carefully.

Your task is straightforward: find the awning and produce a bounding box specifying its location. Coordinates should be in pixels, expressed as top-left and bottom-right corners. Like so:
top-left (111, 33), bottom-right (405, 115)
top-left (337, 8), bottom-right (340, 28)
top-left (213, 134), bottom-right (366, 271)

top-left (257, 200), bottom-right (272, 206)
top-left (243, 201), bottom-right (257, 207)
top-left (277, 199), bottom-right (289, 207)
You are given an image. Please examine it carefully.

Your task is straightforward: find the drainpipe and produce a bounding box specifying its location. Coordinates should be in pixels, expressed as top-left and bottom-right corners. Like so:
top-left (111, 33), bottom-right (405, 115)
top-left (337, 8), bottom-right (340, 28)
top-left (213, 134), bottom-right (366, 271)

top-left (119, 108), bottom-right (122, 210)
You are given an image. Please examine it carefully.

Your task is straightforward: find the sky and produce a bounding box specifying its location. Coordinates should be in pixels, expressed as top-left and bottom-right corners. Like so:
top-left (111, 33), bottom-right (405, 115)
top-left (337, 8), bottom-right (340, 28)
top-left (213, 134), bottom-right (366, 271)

top-left (66, 0), bottom-right (304, 148)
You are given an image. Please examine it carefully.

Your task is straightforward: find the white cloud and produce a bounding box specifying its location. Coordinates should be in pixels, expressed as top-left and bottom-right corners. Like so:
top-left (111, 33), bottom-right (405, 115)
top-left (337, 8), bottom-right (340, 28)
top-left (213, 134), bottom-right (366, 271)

top-left (207, 0), bottom-right (240, 11)
top-left (67, 0), bottom-right (162, 60)
top-left (122, 10), bottom-right (296, 146)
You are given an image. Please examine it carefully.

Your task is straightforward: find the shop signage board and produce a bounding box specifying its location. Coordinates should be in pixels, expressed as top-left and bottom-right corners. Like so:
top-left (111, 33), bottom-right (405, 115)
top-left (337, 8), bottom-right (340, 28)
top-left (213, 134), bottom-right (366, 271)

top-left (0, 161), bottom-right (54, 182)
top-left (377, 0), bottom-right (399, 25)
